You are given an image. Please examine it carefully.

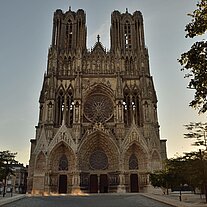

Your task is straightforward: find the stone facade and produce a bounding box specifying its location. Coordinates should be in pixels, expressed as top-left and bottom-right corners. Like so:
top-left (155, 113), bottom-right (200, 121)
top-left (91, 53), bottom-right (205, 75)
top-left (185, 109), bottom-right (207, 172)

top-left (27, 7), bottom-right (167, 195)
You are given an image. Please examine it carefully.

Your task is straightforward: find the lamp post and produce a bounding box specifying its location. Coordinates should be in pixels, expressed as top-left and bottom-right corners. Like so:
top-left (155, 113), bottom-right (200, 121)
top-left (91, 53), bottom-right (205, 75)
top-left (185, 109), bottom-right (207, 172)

top-left (179, 184), bottom-right (182, 201)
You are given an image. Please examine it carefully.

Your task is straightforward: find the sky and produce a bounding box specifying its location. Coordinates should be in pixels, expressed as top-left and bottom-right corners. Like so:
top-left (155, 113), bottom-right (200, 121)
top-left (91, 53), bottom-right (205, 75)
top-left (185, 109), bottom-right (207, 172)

top-left (0, 0), bottom-right (206, 165)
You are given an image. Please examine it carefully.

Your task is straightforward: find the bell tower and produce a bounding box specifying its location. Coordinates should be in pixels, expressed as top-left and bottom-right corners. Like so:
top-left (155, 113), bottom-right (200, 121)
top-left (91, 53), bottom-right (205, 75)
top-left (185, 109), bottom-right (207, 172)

top-left (110, 9), bottom-right (145, 53)
top-left (52, 7), bottom-right (86, 51)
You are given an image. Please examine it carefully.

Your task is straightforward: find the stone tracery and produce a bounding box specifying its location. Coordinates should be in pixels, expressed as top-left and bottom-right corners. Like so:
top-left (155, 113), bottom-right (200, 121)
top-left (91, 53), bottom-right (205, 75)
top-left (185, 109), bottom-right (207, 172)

top-left (28, 7), bottom-right (166, 195)
top-left (84, 94), bottom-right (113, 123)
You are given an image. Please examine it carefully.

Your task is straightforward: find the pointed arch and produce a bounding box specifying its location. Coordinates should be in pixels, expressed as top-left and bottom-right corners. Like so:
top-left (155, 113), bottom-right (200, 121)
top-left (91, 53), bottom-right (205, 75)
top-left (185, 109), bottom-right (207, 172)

top-left (34, 151), bottom-right (46, 175)
top-left (78, 132), bottom-right (119, 171)
top-left (66, 19), bottom-right (73, 49)
top-left (55, 86), bottom-right (65, 126)
top-left (48, 142), bottom-right (75, 173)
top-left (151, 150), bottom-right (161, 171)
top-left (66, 85), bottom-right (74, 127)
top-left (123, 84), bottom-right (131, 126)
top-left (124, 20), bottom-right (132, 49)
top-left (132, 88), bottom-right (141, 126)
top-left (124, 143), bottom-right (148, 171)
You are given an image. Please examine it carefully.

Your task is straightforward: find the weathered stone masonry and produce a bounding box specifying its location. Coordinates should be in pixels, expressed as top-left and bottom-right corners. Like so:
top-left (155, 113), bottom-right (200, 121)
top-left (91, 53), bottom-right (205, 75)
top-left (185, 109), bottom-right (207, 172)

top-left (27, 7), bottom-right (167, 195)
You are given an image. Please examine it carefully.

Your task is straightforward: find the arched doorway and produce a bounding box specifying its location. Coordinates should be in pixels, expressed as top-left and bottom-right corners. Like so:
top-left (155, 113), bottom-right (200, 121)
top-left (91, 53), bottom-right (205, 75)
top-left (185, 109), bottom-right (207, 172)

top-left (59, 175), bottom-right (67, 193)
top-left (48, 142), bottom-right (75, 194)
top-left (78, 131), bottom-right (119, 193)
top-left (130, 174), bottom-right (139, 192)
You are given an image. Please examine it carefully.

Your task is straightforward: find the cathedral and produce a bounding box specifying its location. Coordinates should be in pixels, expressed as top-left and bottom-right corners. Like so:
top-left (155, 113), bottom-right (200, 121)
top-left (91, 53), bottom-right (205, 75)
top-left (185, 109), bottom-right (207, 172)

top-left (27, 7), bottom-right (167, 195)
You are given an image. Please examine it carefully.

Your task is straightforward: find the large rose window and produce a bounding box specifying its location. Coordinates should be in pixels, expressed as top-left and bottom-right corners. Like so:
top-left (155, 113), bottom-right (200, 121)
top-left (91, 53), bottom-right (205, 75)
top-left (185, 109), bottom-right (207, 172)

top-left (84, 94), bottom-right (113, 123)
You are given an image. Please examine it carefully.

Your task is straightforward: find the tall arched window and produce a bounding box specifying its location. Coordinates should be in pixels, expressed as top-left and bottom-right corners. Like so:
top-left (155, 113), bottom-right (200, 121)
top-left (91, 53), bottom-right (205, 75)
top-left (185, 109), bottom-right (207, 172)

top-left (66, 19), bottom-right (73, 49)
top-left (66, 88), bottom-right (74, 127)
top-left (59, 154), bottom-right (68, 171)
top-left (56, 89), bottom-right (64, 125)
top-left (132, 90), bottom-right (140, 126)
top-left (124, 20), bottom-right (131, 49)
top-left (129, 154), bottom-right (138, 170)
top-left (123, 87), bottom-right (131, 126)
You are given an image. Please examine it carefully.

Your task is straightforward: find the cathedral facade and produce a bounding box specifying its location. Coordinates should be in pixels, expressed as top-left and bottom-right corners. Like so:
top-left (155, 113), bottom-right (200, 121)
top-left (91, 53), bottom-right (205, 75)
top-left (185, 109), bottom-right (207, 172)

top-left (27, 7), bottom-right (167, 195)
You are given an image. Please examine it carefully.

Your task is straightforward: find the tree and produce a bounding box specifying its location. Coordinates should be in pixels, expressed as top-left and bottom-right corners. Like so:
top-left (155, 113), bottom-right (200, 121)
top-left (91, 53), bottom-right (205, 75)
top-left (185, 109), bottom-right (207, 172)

top-left (0, 151), bottom-right (18, 197)
top-left (182, 150), bottom-right (207, 203)
top-left (178, 0), bottom-right (207, 114)
top-left (149, 159), bottom-right (188, 195)
top-left (150, 154), bottom-right (207, 202)
top-left (184, 122), bottom-right (207, 147)
top-left (183, 122), bottom-right (207, 202)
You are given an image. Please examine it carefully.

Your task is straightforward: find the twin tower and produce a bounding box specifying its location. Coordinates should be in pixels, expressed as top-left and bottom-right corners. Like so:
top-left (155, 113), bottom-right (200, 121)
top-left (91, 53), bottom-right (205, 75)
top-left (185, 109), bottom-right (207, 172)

top-left (27, 7), bottom-right (167, 194)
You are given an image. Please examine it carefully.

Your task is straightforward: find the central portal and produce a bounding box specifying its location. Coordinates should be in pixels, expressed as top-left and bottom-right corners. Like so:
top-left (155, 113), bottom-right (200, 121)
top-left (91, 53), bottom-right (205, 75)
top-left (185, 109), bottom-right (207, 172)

top-left (89, 174), bottom-right (108, 193)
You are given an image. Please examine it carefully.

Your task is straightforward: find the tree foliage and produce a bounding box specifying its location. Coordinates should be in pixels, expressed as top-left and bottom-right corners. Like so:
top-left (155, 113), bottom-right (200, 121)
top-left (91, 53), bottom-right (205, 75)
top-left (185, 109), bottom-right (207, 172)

top-left (150, 151), bottom-right (207, 202)
top-left (150, 158), bottom-right (189, 193)
top-left (178, 0), bottom-right (207, 113)
top-left (184, 122), bottom-right (207, 147)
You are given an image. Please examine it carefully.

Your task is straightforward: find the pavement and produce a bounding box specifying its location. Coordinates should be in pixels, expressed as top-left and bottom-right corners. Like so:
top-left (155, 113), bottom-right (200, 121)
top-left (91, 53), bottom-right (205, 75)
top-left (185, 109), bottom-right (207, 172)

top-left (142, 192), bottom-right (207, 207)
top-left (0, 192), bottom-right (206, 207)
top-left (0, 193), bottom-right (26, 206)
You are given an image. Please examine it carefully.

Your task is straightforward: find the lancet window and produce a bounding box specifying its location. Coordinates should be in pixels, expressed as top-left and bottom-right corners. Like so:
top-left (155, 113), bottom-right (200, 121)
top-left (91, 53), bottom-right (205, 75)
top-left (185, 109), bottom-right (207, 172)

top-left (66, 88), bottom-right (74, 127)
top-left (132, 90), bottom-right (140, 126)
top-left (59, 154), bottom-right (68, 171)
top-left (66, 19), bottom-right (73, 49)
top-left (55, 87), bottom-right (74, 126)
top-left (123, 88), bottom-right (131, 126)
top-left (55, 89), bottom-right (64, 125)
top-left (124, 20), bottom-right (131, 49)
top-left (123, 87), bottom-right (140, 126)
top-left (129, 154), bottom-right (138, 170)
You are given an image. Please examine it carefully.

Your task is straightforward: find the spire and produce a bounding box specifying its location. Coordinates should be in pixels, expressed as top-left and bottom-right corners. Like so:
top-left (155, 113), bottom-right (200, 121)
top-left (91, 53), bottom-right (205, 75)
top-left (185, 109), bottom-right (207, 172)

top-left (126, 8), bottom-right (128, 13)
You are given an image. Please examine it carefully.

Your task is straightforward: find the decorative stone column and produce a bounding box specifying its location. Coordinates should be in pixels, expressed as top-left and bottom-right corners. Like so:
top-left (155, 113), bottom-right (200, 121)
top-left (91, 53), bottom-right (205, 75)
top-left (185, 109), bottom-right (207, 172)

top-left (71, 171), bottom-right (81, 194)
top-left (117, 172), bottom-right (126, 193)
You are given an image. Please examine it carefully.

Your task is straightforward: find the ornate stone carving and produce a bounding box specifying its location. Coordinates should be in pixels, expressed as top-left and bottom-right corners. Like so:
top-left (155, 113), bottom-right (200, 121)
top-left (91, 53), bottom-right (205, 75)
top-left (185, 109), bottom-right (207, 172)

top-left (84, 94), bottom-right (113, 123)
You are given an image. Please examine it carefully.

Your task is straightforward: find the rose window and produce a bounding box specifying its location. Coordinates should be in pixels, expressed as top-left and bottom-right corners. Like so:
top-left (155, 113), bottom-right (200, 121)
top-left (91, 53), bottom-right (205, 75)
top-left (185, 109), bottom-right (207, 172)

top-left (89, 150), bottom-right (108, 170)
top-left (84, 94), bottom-right (113, 123)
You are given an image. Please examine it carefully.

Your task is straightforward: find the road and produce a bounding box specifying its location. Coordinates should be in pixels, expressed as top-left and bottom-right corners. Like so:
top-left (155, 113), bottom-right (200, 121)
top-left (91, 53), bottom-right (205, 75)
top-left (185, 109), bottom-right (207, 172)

top-left (3, 194), bottom-right (173, 207)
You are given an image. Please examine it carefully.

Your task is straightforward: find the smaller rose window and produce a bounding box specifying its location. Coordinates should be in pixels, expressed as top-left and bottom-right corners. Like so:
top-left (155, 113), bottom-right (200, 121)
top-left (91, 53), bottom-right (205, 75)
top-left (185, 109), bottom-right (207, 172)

top-left (89, 150), bottom-right (108, 170)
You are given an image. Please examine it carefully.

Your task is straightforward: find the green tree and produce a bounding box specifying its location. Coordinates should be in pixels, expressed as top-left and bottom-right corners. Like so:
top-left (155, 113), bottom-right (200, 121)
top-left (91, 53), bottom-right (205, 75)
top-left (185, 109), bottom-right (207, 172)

top-left (150, 154), bottom-right (207, 202)
top-left (178, 0), bottom-right (207, 113)
top-left (184, 122), bottom-right (207, 147)
top-left (182, 150), bottom-right (207, 203)
top-left (0, 151), bottom-right (18, 197)
top-left (183, 122), bottom-right (207, 202)
top-left (149, 169), bottom-right (173, 195)
top-left (150, 159), bottom-right (187, 195)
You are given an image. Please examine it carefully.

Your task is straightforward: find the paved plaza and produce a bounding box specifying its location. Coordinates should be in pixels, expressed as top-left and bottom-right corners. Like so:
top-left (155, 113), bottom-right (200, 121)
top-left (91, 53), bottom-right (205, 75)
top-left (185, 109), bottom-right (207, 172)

top-left (1, 194), bottom-right (173, 207)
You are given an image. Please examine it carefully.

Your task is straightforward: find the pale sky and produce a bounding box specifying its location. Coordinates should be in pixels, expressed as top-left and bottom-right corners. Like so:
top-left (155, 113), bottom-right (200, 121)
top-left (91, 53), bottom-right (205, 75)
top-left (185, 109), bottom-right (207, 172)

top-left (0, 0), bottom-right (206, 165)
